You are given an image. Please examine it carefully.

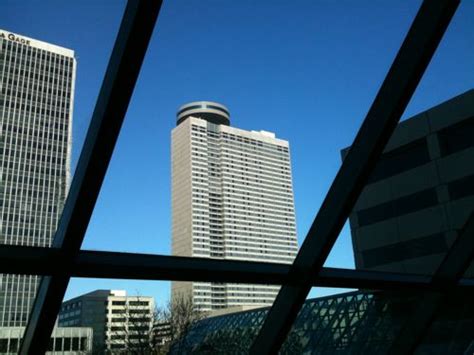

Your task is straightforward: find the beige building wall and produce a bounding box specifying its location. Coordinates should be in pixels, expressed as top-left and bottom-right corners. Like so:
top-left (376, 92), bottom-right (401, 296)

top-left (171, 121), bottom-right (194, 300)
top-left (171, 112), bottom-right (298, 311)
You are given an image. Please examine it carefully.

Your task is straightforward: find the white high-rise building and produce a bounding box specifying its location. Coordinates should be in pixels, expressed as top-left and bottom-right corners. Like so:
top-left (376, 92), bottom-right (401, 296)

top-left (171, 101), bottom-right (298, 311)
top-left (0, 29), bottom-right (75, 326)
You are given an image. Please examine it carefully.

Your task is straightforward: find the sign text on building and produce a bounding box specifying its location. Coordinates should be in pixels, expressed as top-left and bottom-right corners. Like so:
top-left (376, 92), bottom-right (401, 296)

top-left (0, 32), bottom-right (31, 46)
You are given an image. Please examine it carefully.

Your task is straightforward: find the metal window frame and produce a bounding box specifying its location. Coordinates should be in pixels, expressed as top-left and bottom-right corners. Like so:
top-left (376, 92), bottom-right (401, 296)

top-left (0, 0), bottom-right (465, 354)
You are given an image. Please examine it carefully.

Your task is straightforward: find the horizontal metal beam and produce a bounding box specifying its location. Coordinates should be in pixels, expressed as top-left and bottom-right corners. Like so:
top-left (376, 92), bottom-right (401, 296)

top-left (0, 245), bottom-right (472, 291)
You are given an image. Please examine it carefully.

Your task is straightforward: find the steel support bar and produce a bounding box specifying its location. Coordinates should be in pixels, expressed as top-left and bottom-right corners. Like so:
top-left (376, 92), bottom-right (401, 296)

top-left (1, 245), bottom-right (473, 291)
top-left (389, 212), bottom-right (474, 353)
top-left (19, 1), bottom-right (163, 354)
top-left (250, 1), bottom-right (459, 353)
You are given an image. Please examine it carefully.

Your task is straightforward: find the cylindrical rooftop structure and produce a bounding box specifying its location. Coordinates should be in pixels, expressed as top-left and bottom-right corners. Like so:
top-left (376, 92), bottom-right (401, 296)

top-left (176, 101), bottom-right (230, 126)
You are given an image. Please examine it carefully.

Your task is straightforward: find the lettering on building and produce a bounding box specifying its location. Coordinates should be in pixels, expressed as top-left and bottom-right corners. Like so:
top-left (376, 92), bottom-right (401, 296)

top-left (0, 32), bottom-right (31, 46)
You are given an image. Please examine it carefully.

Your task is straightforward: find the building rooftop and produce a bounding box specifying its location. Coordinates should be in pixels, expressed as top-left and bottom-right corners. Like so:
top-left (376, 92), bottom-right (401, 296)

top-left (0, 28), bottom-right (75, 57)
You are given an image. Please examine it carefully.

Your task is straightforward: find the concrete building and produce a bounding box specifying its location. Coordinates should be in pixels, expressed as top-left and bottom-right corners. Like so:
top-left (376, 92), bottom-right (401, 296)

top-left (58, 290), bottom-right (154, 353)
top-left (171, 101), bottom-right (298, 311)
top-left (0, 326), bottom-right (92, 354)
top-left (344, 90), bottom-right (474, 275)
top-left (151, 321), bottom-right (171, 348)
top-left (0, 29), bottom-right (75, 326)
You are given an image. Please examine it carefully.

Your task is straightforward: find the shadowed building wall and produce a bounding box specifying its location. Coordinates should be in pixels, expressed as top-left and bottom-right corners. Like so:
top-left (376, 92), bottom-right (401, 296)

top-left (342, 90), bottom-right (474, 275)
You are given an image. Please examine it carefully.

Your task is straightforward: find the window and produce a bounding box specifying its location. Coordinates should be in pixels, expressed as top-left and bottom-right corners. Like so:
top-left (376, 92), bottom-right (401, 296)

top-left (438, 117), bottom-right (474, 156)
top-left (448, 174), bottom-right (474, 201)
top-left (362, 233), bottom-right (448, 268)
top-left (367, 138), bottom-right (431, 183)
top-left (357, 188), bottom-right (438, 227)
top-left (63, 337), bottom-right (71, 350)
top-left (80, 337), bottom-right (88, 351)
top-left (0, 340), bottom-right (7, 352)
top-left (112, 300), bottom-right (126, 305)
top-left (54, 338), bottom-right (63, 351)
top-left (71, 337), bottom-right (79, 351)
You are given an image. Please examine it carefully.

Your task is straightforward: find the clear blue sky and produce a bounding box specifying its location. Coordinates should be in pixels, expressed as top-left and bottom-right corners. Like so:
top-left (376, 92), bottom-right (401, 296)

top-left (2, 1), bottom-right (473, 307)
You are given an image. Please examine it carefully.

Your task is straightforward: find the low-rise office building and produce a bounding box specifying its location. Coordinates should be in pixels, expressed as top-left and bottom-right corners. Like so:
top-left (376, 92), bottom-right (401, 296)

top-left (58, 290), bottom-right (154, 353)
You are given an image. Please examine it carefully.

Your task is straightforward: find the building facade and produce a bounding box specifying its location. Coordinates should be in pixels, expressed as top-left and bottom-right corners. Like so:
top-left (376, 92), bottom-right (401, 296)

top-left (58, 290), bottom-right (155, 353)
top-left (0, 29), bottom-right (75, 326)
top-left (171, 101), bottom-right (298, 311)
top-left (343, 90), bottom-right (474, 275)
top-left (0, 326), bottom-right (92, 354)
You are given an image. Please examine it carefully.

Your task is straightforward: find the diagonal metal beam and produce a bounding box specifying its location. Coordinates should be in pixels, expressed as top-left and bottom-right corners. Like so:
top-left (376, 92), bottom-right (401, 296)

top-left (250, 1), bottom-right (460, 353)
top-left (19, 1), bottom-right (163, 354)
top-left (389, 212), bottom-right (474, 354)
top-left (3, 245), bottom-right (474, 290)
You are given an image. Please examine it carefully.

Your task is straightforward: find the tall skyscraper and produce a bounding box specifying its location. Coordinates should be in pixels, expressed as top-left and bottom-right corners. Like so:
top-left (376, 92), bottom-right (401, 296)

top-left (171, 101), bottom-right (298, 311)
top-left (0, 29), bottom-right (75, 326)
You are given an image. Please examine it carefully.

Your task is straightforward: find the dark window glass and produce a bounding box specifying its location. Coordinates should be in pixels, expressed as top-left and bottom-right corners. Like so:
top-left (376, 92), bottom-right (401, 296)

top-left (112, 301), bottom-right (126, 306)
top-left (54, 338), bottom-right (63, 351)
top-left (113, 317), bottom-right (126, 322)
top-left (130, 317), bottom-right (151, 322)
top-left (72, 337), bottom-right (79, 351)
top-left (63, 337), bottom-right (71, 350)
top-left (129, 326), bottom-right (149, 332)
top-left (438, 116), bottom-right (474, 156)
top-left (368, 138), bottom-right (430, 183)
top-left (80, 337), bottom-right (88, 351)
top-left (393, 189), bottom-right (438, 215)
top-left (129, 309), bottom-right (150, 314)
top-left (0, 339), bottom-right (7, 352)
top-left (8, 339), bottom-right (18, 352)
top-left (358, 188), bottom-right (438, 226)
top-left (129, 301), bottom-right (149, 306)
top-left (448, 174), bottom-right (474, 201)
top-left (110, 326), bottom-right (125, 331)
top-left (362, 233), bottom-right (448, 268)
top-left (358, 200), bottom-right (394, 227)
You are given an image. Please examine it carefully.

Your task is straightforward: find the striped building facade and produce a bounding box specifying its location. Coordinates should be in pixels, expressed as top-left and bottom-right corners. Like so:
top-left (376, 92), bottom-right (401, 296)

top-left (171, 102), bottom-right (297, 311)
top-left (0, 29), bottom-right (75, 326)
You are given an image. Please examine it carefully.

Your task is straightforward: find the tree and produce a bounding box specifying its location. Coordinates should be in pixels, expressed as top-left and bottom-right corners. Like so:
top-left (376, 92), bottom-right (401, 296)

top-left (154, 294), bottom-right (205, 354)
top-left (106, 294), bottom-right (204, 354)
